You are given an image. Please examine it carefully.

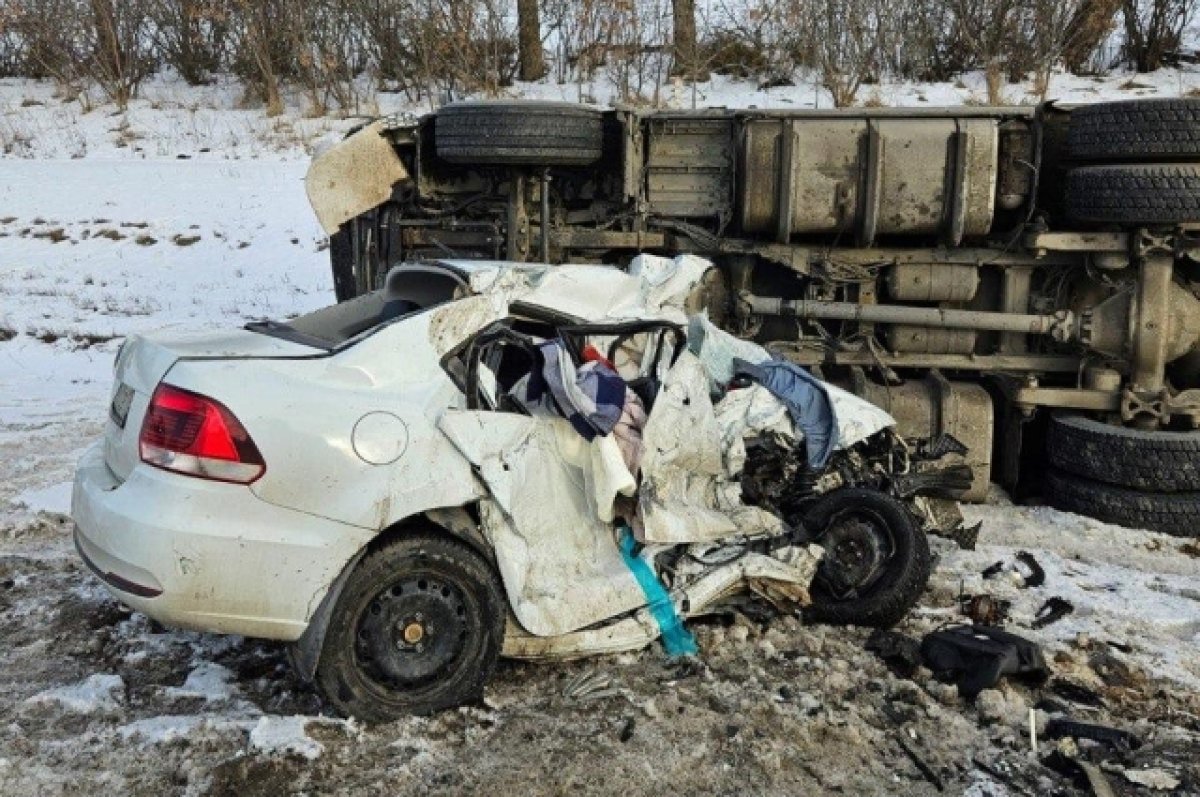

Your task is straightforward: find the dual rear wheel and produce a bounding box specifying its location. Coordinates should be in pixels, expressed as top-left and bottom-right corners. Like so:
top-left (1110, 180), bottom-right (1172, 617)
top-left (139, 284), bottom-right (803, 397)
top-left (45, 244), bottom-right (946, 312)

top-left (1045, 414), bottom-right (1200, 537)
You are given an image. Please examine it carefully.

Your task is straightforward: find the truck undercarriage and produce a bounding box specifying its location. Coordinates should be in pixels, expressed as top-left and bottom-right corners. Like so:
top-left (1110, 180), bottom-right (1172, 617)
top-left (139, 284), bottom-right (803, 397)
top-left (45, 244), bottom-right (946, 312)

top-left (306, 98), bottom-right (1200, 534)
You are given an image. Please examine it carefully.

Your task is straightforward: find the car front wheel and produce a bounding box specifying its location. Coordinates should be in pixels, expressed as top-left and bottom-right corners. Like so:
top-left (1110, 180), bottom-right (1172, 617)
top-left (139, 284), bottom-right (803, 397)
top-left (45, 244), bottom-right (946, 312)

top-left (314, 533), bottom-right (506, 721)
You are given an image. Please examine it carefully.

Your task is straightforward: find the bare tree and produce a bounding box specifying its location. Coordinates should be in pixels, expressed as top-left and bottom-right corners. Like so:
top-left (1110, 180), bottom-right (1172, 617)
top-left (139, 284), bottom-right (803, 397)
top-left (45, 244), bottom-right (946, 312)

top-left (517, 0), bottom-right (546, 80)
top-left (670, 0), bottom-right (707, 80)
top-left (230, 0), bottom-right (285, 114)
top-left (1062, 0), bottom-right (1123, 73)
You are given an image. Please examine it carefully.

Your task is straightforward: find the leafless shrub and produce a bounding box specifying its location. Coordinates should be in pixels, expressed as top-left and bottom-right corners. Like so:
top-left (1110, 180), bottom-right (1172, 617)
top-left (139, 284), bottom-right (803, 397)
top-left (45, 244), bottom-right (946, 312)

top-left (87, 0), bottom-right (157, 108)
top-left (1122, 0), bottom-right (1198, 71)
top-left (147, 0), bottom-right (231, 86)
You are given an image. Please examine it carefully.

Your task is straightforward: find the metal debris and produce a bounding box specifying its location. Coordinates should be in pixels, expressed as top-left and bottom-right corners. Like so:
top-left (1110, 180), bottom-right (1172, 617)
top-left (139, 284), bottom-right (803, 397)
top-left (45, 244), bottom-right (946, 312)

top-left (961, 593), bottom-right (1011, 626)
top-left (1032, 597), bottom-right (1075, 629)
top-left (563, 669), bottom-right (623, 702)
top-left (1015, 551), bottom-right (1046, 588)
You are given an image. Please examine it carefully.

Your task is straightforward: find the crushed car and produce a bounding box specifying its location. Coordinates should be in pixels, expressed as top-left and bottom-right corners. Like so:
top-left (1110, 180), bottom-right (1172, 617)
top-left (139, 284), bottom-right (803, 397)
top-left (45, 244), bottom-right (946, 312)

top-left (72, 255), bottom-right (971, 721)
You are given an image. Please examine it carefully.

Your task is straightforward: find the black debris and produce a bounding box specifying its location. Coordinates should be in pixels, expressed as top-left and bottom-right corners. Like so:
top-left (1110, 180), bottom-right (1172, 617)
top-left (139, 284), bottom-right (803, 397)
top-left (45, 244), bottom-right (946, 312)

top-left (865, 629), bottom-right (922, 679)
top-left (618, 717), bottom-right (636, 743)
top-left (920, 625), bottom-right (1050, 700)
top-left (981, 561), bottom-right (1005, 579)
top-left (1015, 551), bottom-right (1046, 588)
top-left (1032, 597), bottom-right (1075, 629)
top-left (898, 736), bottom-right (945, 792)
top-left (1049, 679), bottom-right (1105, 708)
top-left (943, 520), bottom-right (982, 551)
top-left (919, 434), bottom-right (969, 459)
top-left (1043, 719), bottom-right (1142, 752)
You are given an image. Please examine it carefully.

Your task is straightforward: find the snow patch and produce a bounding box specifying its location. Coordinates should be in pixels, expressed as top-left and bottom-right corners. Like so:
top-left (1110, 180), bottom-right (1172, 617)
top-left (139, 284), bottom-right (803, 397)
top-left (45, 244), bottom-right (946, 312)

top-left (248, 715), bottom-right (324, 760)
top-left (118, 715), bottom-right (256, 745)
top-left (164, 662), bottom-right (238, 703)
top-left (11, 481), bottom-right (72, 514)
top-left (26, 673), bottom-right (124, 713)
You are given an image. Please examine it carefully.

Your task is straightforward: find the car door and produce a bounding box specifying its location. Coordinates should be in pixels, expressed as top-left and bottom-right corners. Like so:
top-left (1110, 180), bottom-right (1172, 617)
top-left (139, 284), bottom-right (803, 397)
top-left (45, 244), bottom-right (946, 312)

top-left (437, 314), bottom-right (657, 638)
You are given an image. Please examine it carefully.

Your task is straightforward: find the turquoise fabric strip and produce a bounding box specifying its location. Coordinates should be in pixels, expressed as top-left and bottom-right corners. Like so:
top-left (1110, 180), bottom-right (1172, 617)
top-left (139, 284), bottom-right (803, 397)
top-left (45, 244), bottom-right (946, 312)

top-left (618, 526), bottom-right (698, 657)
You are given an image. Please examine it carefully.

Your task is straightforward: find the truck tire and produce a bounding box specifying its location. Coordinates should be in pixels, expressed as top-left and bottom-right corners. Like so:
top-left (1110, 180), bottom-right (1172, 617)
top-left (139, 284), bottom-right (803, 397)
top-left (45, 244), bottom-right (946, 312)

top-left (313, 533), bottom-right (506, 721)
top-left (1044, 469), bottom-right (1200, 537)
top-left (1048, 414), bottom-right (1200, 492)
top-left (436, 101), bottom-right (604, 166)
top-left (1065, 164), bottom-right (1200, 225)
top-left (1068, 99), bottom-right (1200, 161)
top-left (802, 489), bottom-right (932, 629)
top-left (329, 224), bottom-right (357, 302)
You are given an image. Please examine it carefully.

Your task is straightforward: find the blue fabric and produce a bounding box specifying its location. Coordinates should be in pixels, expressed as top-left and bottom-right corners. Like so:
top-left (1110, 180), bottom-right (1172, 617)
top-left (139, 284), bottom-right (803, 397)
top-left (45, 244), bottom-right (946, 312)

top-left (538, 340), bottom-right (626, 440)
top-left (732, 357), bottom-right (838, 469)
top-left (618, 527), bottom-right (698, 657)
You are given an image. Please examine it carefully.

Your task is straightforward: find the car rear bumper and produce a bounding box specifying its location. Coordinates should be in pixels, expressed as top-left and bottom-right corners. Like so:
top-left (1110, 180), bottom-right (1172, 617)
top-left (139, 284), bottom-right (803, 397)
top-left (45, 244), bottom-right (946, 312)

top-left (71, 442), bottom-right (375, 641)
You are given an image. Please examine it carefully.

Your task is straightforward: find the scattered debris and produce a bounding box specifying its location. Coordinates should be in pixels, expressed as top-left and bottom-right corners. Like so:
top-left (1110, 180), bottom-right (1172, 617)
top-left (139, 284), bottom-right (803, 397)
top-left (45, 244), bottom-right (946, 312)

top-left (1077, 761), bottom-right (1118, 797)
top-left (1043, 719), bottom-right (1142, 751)
top-left (920, 625), bottom-right (1049, 700)
top-left (960, 593), bottom-right (1011, 625)
top-left (1032, 597), bottom-right (1075, 629)
top-left (897, 735), bottom-right (944, 792)
top-left (1122, 767), bottom-right (1181, 791)
top-left (864, 629), bottom-right (922, 679)
top-left (1015, 551), bottom-right (1046, 588)
top-left (981, 561), bottom-right (1005, 579)
top-left (563, 670), bottom-right (623, 703)
top-left (1049, 679), bottom-right (1105, 708)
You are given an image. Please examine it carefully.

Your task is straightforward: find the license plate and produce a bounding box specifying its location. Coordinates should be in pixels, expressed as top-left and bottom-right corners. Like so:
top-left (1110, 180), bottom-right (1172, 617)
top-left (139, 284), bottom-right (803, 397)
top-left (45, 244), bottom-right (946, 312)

top-left (110, 383), bottom-right (134, 429)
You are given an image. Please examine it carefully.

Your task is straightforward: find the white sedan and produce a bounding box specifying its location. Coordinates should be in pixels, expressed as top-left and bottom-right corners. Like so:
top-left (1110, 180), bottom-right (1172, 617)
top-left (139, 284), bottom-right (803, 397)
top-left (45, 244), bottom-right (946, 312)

top-left (73, 256), bottom-right (933, 721)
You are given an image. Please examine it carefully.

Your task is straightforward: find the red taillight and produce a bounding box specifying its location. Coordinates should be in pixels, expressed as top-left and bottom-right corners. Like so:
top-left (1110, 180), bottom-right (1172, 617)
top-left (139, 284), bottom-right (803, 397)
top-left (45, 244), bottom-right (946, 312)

top-left (139, 384), bottom-right (265, 484)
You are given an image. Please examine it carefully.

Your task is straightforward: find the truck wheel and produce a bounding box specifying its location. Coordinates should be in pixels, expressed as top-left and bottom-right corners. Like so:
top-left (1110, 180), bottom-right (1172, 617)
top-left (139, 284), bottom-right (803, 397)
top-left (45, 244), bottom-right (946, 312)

top-left (313, 533), bottom-right (506, 721)
top-left (1065, 164), bottom-right (1200, 225)
top-left (1048, 414), bottom-right (1200, 492)
top-left (1045, 469), bottom-right (1200, 537)
top-left (435, 101), bottom-right (604, 166)
top-left (1068, 99), bottom-right (1200, 161)
top-left (802, 489), bottom-right (931, 629)
top-left (329, 224), bottom-right (358, 302)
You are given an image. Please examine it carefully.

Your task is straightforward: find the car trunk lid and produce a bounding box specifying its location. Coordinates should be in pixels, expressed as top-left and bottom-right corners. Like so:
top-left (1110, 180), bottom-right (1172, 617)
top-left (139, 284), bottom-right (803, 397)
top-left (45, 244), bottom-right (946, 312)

top-left (103, 329), bottom-right (322, 482)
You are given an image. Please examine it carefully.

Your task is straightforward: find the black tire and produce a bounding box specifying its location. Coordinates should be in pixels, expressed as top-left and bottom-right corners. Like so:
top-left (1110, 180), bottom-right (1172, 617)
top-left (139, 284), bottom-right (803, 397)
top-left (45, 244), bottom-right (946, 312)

top-left (1068, 99), bottom-right (1200, 161)
top-left (329, 224), bottom-right (357, 302)
top-left (802, 489), bottom-right (932, 629)
top-left (1044, 469), bottom-right (1200, 537)
top-left (1048, 414), bottom-right (1200, 492)
top-left (313, 533), bottom-right (506, 721)
top-left (435, 101), bottom-right (604, 166)
top-left (1065, 164), bottom-right (1200, 225)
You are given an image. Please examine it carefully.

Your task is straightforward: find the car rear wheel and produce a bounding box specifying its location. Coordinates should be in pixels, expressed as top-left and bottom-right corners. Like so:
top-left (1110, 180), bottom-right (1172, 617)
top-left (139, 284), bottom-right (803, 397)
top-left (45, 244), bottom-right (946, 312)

top-left (435, 101), bottom-right (604, 166)
top-left (1044, 468), bottom-right (1200, 538)
top-left (802, 489), bottom-right (932, 629)
top-left (314, 533), bottom-right (505, 721)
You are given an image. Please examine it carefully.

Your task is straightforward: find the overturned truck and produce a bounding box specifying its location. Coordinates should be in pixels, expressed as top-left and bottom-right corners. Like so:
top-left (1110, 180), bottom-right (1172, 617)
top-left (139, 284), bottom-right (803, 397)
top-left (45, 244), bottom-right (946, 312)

top-left (307, 98), bottom-right (1200, 535)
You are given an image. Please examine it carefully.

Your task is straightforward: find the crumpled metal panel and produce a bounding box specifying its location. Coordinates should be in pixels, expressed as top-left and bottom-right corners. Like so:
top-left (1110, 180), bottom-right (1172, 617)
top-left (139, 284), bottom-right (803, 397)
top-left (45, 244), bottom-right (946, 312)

top-left (437, 411), bottom-right (643, 637)
top-left (305, 121), bottom-right (410, 234)
top-left (638, 352), bottom-right (788, 544)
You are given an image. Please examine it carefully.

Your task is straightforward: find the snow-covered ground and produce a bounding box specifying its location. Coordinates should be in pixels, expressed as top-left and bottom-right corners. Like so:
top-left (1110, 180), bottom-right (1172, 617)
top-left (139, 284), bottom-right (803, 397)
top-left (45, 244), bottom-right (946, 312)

top-left (2, 75), bottom-right (1199, 795)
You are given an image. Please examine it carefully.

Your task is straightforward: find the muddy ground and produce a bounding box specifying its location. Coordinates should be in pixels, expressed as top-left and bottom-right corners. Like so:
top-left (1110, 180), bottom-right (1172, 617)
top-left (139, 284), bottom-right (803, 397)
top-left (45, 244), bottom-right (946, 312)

top-left (1, 498), bottom-right (1198, 796)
